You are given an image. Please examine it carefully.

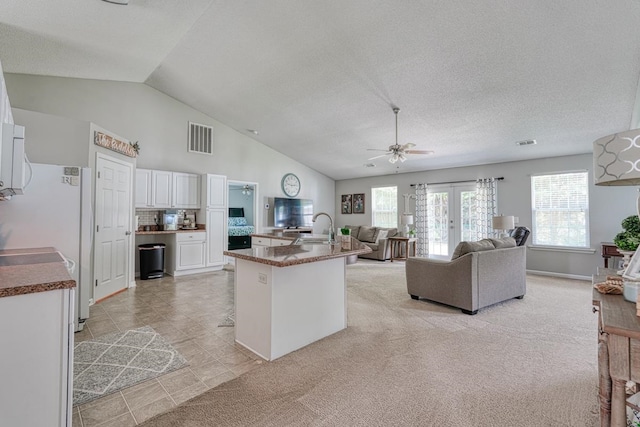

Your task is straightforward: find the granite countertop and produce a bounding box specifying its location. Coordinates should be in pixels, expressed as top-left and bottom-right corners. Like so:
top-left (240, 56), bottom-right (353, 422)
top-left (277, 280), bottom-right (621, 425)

top-left (251, 232), bottom-right (326, 241)
top-left (136, 227), bottom-right (205, 235)
top-left (0, 247), bottom-right (76, 298)
top-left (224, 236), bottom-right (372, 267)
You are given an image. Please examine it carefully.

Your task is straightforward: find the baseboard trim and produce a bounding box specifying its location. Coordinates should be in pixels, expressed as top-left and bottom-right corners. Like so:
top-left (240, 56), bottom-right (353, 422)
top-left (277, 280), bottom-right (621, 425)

top-left (526, 269), bottom-right (590, 281)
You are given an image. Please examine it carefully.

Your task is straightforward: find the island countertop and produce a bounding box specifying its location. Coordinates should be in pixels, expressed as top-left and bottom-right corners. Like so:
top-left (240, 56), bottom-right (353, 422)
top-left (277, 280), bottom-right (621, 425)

top-left (224, 236), bottom-right (371, 267)
top-left (0, 247), bottom-right (76, 298)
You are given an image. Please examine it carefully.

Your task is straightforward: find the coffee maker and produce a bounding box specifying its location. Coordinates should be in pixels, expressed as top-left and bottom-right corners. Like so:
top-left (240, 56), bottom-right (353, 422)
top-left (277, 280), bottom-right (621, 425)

top-left (162, 212), bottom-right (179, 230)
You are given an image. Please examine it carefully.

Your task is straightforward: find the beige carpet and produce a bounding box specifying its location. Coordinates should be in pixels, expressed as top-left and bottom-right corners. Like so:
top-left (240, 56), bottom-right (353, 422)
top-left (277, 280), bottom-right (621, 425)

top-left (140, 261), bottom-right (599, 426)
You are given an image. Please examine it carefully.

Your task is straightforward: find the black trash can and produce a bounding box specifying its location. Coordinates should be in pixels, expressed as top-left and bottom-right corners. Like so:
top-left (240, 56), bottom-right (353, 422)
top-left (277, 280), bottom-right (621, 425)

top-left (138, 243), bottom-right (165, 280)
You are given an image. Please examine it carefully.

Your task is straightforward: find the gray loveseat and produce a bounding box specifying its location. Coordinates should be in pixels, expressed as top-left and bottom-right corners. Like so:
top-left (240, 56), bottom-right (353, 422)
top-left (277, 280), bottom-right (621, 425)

top-left (406, 237), bottom-right (526, 314)
top-left (344, 225), bottom-right (398, 261)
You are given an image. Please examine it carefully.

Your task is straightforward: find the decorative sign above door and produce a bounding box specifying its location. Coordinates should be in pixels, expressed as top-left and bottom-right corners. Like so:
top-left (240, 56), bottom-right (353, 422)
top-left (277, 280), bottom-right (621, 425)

top-left (94, 131), bottom-right (138, 158)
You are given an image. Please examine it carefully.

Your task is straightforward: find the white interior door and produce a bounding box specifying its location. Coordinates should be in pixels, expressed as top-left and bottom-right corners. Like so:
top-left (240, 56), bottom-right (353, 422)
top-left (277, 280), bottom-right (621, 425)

top-left (427, 184), bottom-right (477, 258)
top-left (94, 154), bottom-right (133, 301)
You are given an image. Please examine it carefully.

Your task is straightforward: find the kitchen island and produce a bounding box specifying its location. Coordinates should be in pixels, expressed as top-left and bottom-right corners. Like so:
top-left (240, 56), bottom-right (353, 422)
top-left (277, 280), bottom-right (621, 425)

top-left (0, 247), bottom-right (75, 427)
top-left (224, 235), bottom-right (371, 361)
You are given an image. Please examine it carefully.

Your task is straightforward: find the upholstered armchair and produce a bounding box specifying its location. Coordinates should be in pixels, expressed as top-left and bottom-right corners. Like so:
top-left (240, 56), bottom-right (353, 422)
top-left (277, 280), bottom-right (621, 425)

top-left (406, 238), bottom-right (526, 315)
top-left (509, 226), bottom-right (530, 246)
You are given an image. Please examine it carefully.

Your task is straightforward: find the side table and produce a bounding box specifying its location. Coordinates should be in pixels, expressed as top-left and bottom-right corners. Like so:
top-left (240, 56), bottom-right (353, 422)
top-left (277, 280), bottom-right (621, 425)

top-left (389, 236), bottom-right (417, 262)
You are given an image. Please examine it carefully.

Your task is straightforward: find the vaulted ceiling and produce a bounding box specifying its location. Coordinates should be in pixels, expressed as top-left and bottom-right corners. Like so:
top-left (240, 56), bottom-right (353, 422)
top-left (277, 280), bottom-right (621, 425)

top-left (2, 0), bottom-right (640, 180)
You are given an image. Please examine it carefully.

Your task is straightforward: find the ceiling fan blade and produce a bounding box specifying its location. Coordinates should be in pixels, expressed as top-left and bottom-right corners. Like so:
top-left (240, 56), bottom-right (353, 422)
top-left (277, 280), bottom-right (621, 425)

top-left (401, 142), bottom-right (416, 150)
top-left (405, 149), bottom-right (435, 155)
top-left (367, 154), bottom-right (390, 160)
top-left (366, 148), bottom-right (390, 152)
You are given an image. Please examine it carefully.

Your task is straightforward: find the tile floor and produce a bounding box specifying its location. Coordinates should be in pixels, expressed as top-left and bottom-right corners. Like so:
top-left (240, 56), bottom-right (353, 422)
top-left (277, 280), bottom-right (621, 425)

top-left (72, 268), bottom-right (263, 426)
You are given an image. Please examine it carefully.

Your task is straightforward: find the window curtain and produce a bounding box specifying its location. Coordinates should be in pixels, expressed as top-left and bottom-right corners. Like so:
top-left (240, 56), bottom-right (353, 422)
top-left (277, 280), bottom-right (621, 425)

top-left (474, 178), bottom-right (497, 240)
top-left (414, 183), bottom-right (429, 256)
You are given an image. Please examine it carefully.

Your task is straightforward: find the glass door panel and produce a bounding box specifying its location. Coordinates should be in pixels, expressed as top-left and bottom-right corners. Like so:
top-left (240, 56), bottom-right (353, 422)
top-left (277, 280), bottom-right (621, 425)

top-left (427, 191), bottom-right (449, 256)
top-left (426, 185), bottom-right (478, 258)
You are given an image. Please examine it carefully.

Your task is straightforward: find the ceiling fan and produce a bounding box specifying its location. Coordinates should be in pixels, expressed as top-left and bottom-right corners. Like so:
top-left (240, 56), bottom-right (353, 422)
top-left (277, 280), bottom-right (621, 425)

top-left (367, 107), bottom-right (434, 164)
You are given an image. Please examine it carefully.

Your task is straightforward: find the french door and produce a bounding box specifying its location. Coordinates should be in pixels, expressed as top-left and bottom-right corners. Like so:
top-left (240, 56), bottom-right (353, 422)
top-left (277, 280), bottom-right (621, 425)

top-left (427, 184), bottom-right (477, 258)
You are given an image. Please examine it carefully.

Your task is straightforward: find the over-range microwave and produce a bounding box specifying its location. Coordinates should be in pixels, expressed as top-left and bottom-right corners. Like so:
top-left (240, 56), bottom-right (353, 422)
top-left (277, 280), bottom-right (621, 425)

top-left (0, 123), bottom-right (26, 198)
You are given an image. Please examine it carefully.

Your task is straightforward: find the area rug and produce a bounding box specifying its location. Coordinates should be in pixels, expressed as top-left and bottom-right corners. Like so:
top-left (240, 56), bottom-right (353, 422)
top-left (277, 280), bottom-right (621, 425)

top-left (73, 326), bottom-right (188, 405)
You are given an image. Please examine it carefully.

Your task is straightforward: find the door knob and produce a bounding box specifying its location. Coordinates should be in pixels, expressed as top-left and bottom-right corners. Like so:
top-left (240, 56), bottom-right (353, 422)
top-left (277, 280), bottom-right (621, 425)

top-left (125, 231), bottom-right (132, 236)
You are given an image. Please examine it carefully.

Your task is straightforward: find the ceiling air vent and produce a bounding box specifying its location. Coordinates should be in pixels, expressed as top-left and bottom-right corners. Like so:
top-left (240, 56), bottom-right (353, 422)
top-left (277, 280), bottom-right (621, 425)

top-left (188, 122), bottom-right (213, 155)
top-left (515, 139), bottom-right (537, 146)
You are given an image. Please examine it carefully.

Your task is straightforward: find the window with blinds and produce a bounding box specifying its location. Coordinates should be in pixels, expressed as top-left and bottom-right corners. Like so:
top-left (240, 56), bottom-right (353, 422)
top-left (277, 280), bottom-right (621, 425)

top-left (372, 186), bottom-right (398, 228)
top-left (531, 171), bottom-right (589, 248)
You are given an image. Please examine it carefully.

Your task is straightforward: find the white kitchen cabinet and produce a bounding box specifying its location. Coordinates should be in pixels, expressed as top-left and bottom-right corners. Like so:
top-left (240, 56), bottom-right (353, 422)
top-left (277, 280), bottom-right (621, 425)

top-left (0, 288), bottom-right (74, 427)
top-left (203, 174), bottom-right (226, 209)
top-left (136, 169), bottom-right (200, 209)
top-left (152, 170), bottom-right (172, 208)
top-left (172, 172), bottom-right (200, 209)
top-left (252, 236), bottom-right (271, 247)
top-left (135, 168), bottom-right (153, 208)
top-left (175, 232), bottom-right (206, 270)
top-left (251, 237), bottom-right (291, 247)
top-left (206, 208), bottom-right (225, 267)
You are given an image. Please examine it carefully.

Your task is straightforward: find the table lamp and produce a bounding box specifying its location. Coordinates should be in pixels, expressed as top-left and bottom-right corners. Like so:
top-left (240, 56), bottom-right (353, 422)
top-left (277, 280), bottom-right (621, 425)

top-left (492, 215), bottom-right (515, 238)
top-left (401, 213), bottom-right (414, 237)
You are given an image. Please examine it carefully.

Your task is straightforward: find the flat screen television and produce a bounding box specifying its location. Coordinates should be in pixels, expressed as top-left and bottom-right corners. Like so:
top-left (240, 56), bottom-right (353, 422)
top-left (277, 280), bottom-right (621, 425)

top-left (274, 197), bottom-right (313, 228)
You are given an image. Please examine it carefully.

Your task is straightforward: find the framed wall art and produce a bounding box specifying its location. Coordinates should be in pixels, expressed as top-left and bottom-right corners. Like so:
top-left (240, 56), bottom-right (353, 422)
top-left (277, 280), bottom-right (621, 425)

top-left (341, 194), bottom-right (352, 214)
top-left (353, 193), bottom-right (365, 214)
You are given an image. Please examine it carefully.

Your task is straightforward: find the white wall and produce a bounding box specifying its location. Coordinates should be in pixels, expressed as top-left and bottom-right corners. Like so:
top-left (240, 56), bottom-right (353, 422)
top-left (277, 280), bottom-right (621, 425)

top-left (336, 154), bottom-right (638, 278)
top-left (5, 73), bottom-right (336, 232)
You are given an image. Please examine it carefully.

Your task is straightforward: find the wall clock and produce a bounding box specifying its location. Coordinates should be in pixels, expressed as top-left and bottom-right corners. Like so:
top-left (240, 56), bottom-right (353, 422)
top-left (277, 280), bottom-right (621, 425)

top-left (281, 173), bottom-right (301, 197)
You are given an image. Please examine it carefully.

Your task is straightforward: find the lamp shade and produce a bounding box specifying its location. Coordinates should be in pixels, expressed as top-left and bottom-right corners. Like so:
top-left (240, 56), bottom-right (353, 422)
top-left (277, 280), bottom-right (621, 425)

top-left (401, 214), bottom-right (414, 225)
top-left (492, 215), bottom-right (515, 230)
top-left (594, 129), bottom-right (640, 186)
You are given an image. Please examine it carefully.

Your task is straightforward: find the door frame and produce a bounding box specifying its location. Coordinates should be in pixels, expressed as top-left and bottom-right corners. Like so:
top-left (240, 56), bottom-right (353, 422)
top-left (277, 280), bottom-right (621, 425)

top-left (427, 183), bottom-right (477, 258)
top-left (226, 179), bottom-right (259, 263)
top-left (93, 152), bottom-right (135, 301)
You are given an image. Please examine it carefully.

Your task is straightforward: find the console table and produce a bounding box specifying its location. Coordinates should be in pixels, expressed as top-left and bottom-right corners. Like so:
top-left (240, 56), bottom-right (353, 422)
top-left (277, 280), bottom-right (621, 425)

top-left (593, 268), bottom-right (640, 426)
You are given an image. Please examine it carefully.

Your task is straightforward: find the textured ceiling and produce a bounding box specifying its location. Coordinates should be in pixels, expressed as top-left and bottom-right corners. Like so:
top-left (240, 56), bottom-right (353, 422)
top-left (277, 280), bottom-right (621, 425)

top-left (2, 0), bottom-right (640, 180)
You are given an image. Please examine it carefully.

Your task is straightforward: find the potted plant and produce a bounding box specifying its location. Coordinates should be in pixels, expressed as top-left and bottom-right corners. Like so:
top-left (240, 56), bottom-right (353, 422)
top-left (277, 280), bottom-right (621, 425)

top-left (408, 228), bottom-right (416, 238)
top-left (614, 215), bottom-right (640, 272)
top-left (340, 226), bottom-right (351, 236)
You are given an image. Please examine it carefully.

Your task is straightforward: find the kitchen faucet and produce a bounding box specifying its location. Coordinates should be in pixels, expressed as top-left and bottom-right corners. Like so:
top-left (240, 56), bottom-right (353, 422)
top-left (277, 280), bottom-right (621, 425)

top-left (312, 212), bottom-right (335, 243)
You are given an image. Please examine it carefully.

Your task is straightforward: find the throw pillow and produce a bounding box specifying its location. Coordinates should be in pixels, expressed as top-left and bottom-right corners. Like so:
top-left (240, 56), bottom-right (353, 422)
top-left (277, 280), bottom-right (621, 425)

top-left (451, 239), bottom-right (496, 259)
top-left (358, 226), bottom-right (378, 243)
top-left (375, 229), bottom-right (389, 244)
top-left (489, 237), bottom-right (517, 249)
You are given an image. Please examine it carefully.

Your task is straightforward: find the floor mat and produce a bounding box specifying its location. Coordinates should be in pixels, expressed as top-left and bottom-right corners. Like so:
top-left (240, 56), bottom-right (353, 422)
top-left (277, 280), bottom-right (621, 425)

top-left (73, 326), bottom-right (187, 406)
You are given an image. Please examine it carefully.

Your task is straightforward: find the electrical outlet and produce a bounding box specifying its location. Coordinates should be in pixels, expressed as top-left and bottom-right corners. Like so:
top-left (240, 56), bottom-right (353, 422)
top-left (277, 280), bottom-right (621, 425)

top-left (258, 273), bottom-right (267, 284)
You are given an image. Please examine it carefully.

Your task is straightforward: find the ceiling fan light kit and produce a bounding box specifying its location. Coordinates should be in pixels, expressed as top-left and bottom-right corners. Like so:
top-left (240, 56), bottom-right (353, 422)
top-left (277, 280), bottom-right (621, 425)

top-left (367, 106), bottom-right (434, 164)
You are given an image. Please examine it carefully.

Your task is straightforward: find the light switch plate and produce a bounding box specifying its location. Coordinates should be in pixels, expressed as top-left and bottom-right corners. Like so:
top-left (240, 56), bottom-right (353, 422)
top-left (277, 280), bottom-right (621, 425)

top-left (258, 273), bottom-right (267, 284)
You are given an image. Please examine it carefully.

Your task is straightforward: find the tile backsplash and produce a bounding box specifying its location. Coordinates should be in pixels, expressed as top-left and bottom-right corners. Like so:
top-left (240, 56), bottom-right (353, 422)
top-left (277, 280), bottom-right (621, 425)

top-left (135, 209), bottom-right (198, 230)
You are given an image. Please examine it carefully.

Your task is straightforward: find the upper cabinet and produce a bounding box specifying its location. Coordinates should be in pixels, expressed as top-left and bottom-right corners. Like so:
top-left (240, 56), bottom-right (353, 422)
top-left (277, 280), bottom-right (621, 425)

top-left (203, 174), bottom-right (227, 209)
top-left (135, 169), bottom-right (153, 207)
top-left (173, 172), bottom-right (200, 209)
top-left (153, 170), bottom-right (173, 208)
top-left (135, 169), bottom-right (200, 209)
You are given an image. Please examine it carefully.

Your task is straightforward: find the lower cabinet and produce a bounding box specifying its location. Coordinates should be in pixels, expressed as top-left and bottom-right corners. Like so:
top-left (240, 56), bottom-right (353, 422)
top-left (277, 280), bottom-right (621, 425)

top-left (0, 288), bottom-right (74, 427)
top-left (165, 232), bottom-right (207, 275)
top-left (251, 236), bottom-right (292, 247)
top-left (176, 233), bottom-right (206, 270)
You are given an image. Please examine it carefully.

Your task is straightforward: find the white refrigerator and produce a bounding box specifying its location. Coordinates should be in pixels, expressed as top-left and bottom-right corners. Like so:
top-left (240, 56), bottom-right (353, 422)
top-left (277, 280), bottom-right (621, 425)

top-left (0, 163), bottom-right (92, 331)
